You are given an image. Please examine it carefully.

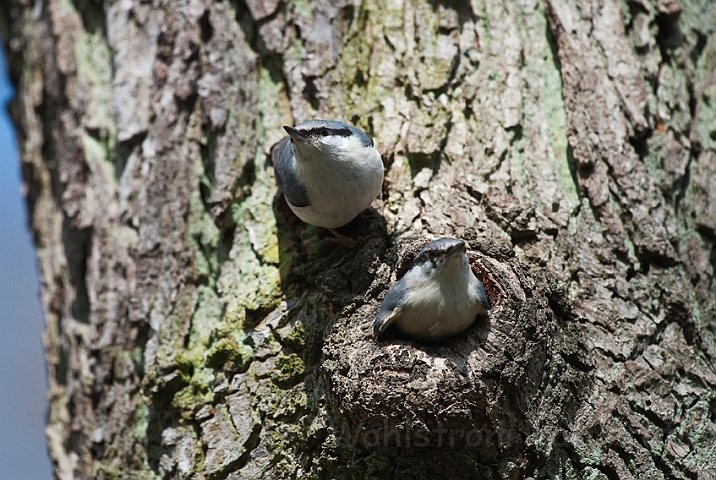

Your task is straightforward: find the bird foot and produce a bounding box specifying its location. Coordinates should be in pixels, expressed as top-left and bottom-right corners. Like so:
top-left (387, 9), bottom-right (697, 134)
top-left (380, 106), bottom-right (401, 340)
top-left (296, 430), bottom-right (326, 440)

top-left (326, 228), bottom-right (368, 248)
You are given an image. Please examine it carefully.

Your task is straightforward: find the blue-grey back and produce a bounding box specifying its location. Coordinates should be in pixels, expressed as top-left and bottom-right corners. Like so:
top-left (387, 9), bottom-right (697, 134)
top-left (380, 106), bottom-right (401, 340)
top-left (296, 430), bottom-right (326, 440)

top-left (376, 277), bottom-right (408, 320)
top-left (374, 276), bottom-right (409, 336)
top-left (272, 137), bottom-right (311, 207)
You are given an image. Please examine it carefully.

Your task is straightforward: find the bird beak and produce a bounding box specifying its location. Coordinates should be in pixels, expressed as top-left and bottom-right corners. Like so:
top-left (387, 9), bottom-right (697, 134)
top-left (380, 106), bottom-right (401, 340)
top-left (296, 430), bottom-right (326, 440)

top-left (284, 126), bottom-right (308, 141)
top-left (446, 241), bottom-right (466, 258)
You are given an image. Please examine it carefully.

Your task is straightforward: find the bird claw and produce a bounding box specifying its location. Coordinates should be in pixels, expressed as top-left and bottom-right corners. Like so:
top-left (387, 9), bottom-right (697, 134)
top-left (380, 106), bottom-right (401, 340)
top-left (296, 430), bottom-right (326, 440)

top-left (326, 228), bottom-right (370, 248)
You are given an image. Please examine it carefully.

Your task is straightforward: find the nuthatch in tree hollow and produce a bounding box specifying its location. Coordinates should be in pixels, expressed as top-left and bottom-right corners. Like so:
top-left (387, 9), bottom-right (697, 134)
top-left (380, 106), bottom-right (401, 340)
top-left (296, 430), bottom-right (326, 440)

top-left (272, 120), bottom-right (384, 242)
top-left (374, 238), bottom-right (491, 343)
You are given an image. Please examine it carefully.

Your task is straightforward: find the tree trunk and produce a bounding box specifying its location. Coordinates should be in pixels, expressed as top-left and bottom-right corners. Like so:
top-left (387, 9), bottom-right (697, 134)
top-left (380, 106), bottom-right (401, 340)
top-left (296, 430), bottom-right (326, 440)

top-left (3, 0), bottom-right (716, 477)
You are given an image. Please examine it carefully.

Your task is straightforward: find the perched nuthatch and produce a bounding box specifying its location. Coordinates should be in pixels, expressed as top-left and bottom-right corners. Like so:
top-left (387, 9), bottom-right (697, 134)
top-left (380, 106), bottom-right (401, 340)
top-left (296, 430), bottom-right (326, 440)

top-left (374, 238), bottom-right (490, 343)
top-left (272, 120), bottom-right (384, 241)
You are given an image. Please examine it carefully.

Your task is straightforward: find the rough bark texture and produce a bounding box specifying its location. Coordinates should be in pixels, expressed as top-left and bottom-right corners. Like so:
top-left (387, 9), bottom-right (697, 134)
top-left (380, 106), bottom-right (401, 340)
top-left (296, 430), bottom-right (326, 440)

top-left (2, 0), bottom-right (716, 478)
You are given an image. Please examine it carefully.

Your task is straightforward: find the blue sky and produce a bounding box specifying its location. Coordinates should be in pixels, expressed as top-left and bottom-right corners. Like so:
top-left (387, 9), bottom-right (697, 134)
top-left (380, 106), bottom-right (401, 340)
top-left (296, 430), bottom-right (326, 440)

top-left (0, 45), bottom-right (53, 479)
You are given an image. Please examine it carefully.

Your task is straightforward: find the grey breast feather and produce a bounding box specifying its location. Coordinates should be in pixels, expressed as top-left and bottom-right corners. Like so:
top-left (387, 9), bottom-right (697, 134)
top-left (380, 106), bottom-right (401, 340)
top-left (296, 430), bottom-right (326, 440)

top-left (272, 137), bottom-right (311, 208)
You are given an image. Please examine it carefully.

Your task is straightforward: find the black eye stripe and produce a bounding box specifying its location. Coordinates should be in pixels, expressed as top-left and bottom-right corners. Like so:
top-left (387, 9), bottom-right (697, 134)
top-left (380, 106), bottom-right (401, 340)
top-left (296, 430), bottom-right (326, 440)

top-left (298, 127), bottom-right (352, 137)
top-left (412, 247), bottom-right (453, 266)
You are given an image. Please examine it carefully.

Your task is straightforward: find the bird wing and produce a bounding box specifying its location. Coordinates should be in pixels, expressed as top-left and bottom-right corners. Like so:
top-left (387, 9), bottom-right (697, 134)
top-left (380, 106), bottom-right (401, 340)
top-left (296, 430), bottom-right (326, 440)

top-left (474, 279), bottom-right (491, 312)
top-left (374, 279), bottom-right (408, 338)
top-left (272, 137), bottom-right (311, 208)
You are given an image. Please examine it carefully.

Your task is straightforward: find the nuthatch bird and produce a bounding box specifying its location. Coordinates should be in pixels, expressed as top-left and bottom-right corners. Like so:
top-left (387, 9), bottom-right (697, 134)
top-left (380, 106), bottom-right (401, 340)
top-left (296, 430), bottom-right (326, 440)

top-left (374, 238), bottom-right (490, 343)
top-left (272, 120), bottom-right (384, 241)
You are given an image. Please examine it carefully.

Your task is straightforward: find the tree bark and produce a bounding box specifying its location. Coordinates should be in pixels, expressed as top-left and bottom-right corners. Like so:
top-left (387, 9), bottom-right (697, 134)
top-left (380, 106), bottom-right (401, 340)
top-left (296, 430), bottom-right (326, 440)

top-left (3, 0), bottom-right (716, 478)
